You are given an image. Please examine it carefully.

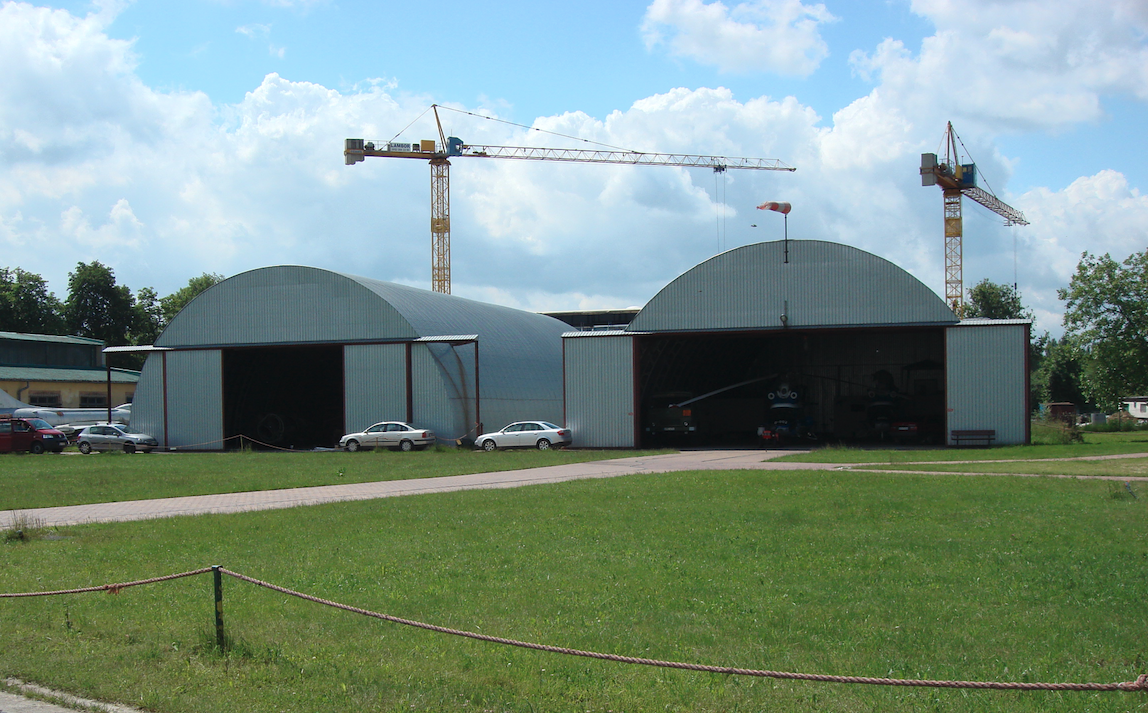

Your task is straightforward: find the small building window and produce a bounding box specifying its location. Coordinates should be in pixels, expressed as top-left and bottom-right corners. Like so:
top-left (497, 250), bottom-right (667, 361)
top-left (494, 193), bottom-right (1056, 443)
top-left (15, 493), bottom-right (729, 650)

top-left (28, 391), bottom-right (62, 407)
top-left (80, 392), bottom-right (108, 408)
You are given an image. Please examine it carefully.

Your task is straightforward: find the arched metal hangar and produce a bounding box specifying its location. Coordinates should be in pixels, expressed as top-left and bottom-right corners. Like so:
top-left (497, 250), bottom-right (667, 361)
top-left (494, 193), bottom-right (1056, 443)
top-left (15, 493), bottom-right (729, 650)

top-left (131, 266), bottom-right (568, 450)
top-left (563, 240), bottom-right (1030, 448)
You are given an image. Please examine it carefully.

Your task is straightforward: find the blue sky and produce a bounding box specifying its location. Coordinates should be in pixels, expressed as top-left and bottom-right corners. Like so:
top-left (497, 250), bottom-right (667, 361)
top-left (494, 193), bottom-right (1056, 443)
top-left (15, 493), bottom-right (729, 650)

top-left (3, 0), bottom-right (1147, 334)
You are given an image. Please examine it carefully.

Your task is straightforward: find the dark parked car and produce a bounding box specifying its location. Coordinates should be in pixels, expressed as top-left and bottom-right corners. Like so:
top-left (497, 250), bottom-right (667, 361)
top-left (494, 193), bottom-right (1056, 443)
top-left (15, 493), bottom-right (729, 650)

top-left (0, 415), bottom-right (68, 454)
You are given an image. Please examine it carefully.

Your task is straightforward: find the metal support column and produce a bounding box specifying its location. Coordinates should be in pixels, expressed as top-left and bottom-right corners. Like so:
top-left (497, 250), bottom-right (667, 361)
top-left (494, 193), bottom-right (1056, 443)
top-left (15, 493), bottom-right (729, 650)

top-left (430, 159), bottom-right (451, 294)
top-left (943, 189), bottom-right (963, 314)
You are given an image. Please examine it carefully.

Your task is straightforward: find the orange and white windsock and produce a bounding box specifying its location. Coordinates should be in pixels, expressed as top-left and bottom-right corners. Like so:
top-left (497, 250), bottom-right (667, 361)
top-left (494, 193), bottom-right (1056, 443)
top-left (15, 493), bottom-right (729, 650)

top-left (756, 201), bottom-right (791, 214)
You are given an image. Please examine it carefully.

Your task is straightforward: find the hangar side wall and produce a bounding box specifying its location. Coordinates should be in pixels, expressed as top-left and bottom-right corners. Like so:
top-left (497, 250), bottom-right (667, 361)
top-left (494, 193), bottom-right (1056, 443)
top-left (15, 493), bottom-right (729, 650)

top-left (345, 344), bottom-right (407, 433)
top-left (132, 355), bottom-right (165, 446)
top-left (564, 335), bottom-right (635, 448)
top-left (134, 350), bottom-right (223, 450)
top-left (946, 323), bottom-right (1029, 445)
top-left (415, 343), bottom-right (468, 441)
top-left (168, 350), bottom-right (223, 450)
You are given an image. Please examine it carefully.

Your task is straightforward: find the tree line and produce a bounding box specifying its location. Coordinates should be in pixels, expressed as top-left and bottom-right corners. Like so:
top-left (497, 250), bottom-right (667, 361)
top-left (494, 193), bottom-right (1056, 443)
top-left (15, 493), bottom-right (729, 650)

top-left (965, 248), bottom-right (1147, 413)
top-left (0, 262), bottom-right (222, 369)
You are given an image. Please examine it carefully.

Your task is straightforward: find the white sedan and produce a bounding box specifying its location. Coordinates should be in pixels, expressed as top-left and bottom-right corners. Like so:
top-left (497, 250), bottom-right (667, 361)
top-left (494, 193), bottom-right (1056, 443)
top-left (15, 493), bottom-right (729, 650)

top-left (340, 422), bottom-right (435, 452)
top-left (475, 421), bottom-right (572, 451)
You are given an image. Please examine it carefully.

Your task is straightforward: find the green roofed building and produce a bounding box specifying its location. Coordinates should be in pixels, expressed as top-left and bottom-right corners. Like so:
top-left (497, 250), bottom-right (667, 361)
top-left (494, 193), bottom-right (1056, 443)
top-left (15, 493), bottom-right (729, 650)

top-left (0, 331), bottom-right (139, 410)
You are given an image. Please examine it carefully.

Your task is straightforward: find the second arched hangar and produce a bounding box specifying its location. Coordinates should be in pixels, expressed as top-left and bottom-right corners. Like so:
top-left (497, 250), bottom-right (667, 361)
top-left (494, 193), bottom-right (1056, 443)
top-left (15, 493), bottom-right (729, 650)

top-left (564, 241), bottom-right (1029, 448)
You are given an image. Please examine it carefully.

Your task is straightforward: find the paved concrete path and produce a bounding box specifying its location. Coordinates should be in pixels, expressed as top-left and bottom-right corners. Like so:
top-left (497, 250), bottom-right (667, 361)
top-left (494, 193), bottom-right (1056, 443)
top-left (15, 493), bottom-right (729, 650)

top-left (8, 449), bottom-right (1148, 530)
top-left (5, 450), bottom-right (828, 529)
top-left (7, 449), bottom-right (1148, 530)
top-left (2, 679), bottom-right (140, 713)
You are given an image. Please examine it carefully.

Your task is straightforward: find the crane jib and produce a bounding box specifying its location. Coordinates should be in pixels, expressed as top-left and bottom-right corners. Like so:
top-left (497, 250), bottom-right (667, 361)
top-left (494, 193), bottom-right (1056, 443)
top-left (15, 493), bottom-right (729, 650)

top-left (460, 145), bottom-right (795, 171)
top-left (344, 134), bottom-right (797, 293)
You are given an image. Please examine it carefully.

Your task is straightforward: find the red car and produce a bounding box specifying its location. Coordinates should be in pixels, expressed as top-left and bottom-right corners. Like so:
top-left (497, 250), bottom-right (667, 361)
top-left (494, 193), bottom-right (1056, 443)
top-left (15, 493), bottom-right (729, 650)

top-left (0, 415), bottom-right (69, 454)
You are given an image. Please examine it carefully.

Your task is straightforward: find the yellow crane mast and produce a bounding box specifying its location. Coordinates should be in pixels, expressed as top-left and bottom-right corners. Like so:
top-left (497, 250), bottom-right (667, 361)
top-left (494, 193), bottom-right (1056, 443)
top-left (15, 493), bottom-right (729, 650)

top-left (920, 122), bottom-right (1029, 314)
top-left (345, 105), bottom-right (796, 294)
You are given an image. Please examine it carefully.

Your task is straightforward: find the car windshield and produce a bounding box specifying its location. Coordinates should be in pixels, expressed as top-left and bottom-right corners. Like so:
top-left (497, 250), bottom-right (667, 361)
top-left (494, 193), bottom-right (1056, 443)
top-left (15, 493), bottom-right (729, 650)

top-left (541, 422), bottom-right (560, 430)
top-left (27, 419), bottom-right (54, 430)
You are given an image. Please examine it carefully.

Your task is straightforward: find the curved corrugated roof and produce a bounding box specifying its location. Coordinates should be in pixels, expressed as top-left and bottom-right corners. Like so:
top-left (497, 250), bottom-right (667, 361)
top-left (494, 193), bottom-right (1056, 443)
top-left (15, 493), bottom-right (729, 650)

top-left (628, 240), bottom-right (957, 333)
top-left (156, 266), bottom-right (565, 349)
top-left (155, 266), bottom-right (568, 407)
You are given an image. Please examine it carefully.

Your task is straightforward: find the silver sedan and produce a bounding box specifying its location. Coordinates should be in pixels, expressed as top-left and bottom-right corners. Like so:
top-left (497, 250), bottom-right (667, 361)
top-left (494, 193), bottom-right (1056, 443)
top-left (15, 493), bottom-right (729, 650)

top-left (75, 424), bottom-right (158, 454)
top-left (340, 422), bottom-right (436, 452)
top-left (475, 421), bottom-right (572, 451)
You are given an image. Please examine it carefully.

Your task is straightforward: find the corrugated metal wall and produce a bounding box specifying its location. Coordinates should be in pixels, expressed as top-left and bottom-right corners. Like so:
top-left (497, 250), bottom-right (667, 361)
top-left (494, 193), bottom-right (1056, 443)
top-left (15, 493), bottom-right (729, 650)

top-left (131, 354), bottom-right (165, 445)
top-left (344, 344), bottom-right (406, 433)
top-left (412, 342), bottom-right (467, 440)
top-left (355, 277), bottom-right (566, 429)
top-left (563, 334), bottom-right (635, 448)
top-left (946, 323), bottom-right (1028, 445)
top-left (132, 350), bottom-right (222, 449)
top-left (166, 350), bottom-right (223, 449)
top-left (630, 241), bottom-right (958, 333)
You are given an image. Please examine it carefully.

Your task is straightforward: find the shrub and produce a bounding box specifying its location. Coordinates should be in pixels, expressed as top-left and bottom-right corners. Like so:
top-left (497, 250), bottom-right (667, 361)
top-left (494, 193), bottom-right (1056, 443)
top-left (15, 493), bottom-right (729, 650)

top-left (1031, 417), bottom-right (1084, 445)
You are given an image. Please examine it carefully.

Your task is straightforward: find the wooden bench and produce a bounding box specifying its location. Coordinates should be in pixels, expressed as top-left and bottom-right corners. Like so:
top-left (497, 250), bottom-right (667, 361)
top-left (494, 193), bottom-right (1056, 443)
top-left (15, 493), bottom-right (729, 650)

top-left (951, 429), bottom-right (996, 447)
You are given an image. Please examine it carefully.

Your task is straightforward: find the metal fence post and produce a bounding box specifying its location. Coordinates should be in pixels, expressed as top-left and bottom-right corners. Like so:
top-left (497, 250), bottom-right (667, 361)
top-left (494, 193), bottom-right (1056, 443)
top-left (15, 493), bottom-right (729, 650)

top-left (212, 565), bottom-right (226, 651)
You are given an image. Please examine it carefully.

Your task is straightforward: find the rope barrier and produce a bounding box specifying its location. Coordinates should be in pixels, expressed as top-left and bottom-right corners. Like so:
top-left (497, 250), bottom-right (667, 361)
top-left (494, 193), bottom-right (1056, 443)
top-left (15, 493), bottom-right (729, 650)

top-left (217, 569), bottom-right (1147, 693)
top-left (166, 434), bottom-right (327, 452)
top-left (0, 567), bottom-right (213, 598)
top-left (2, 566), bottom-right (1144, 693)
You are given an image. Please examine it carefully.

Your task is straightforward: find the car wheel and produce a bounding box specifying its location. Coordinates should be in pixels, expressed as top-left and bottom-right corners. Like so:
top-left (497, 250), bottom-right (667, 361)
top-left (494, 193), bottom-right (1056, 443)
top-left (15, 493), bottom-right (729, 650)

top-left (399, 439), bottom-right (413, 452)
top-left (30, 442), bottom-right (44, 455)
top-left (123, 443), bottom-right (136, 454)
top-left (536, 438), bottom-right (551, 451)
top-left (481, 439), bottom-right (497, 452)
top-left (345, 439), bottom-right (360, 452)
top-left (79, 441), bottom-right (92, 454)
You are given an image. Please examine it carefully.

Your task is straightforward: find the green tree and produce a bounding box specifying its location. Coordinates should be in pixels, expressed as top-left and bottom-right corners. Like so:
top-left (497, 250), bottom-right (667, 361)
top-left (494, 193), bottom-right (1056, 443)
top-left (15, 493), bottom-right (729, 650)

top-left (0, 267), bottom-right (66, 334)
top-left (1032, 336), bottom-right (1088, 407)
top-left (965, 279), bottom-right (1033, 320)
top-left (1059, 250), bottom-right (1148, 410)
top-left (65, 261), bottom-right (134, 346)
top-left (160, 272), bottom-right (224, 324)
top-left (130, 286), bottom-right (164, 346)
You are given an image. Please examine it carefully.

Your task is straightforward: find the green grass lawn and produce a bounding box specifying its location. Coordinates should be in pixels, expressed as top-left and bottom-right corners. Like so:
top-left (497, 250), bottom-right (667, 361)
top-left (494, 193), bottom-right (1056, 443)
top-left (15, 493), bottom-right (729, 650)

top-left (0, 448), bottom-right (671, 511)
top-left (2, 469), bottom-right (1145, 712)
top-left (775, 431), bottom-right (1148, 464)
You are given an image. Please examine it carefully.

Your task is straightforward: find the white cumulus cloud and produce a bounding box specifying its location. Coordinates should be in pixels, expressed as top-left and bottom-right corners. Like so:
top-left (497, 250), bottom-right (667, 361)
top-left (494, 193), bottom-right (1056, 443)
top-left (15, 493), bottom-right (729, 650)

top-left (0, 0), bottom-right (1144, 338)
top-left (641, 0), bottom-right (836, 76)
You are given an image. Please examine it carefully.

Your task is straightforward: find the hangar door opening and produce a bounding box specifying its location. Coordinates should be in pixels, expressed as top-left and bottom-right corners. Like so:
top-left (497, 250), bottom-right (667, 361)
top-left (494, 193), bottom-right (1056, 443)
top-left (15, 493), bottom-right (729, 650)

top-left (638, 329), bottom-right (945, 447)
top-left (223, 346), bottom-right (344, 450)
